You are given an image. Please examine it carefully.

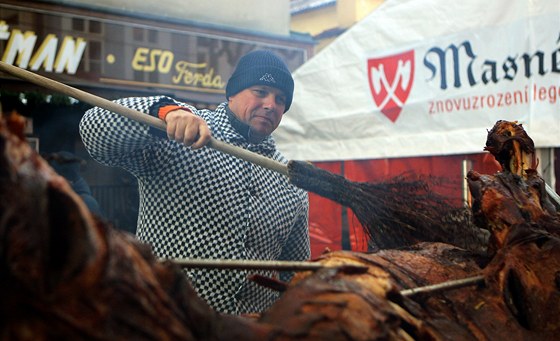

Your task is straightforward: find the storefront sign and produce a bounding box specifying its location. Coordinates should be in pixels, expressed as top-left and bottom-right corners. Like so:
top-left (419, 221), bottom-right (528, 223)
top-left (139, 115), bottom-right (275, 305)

top-left (0, 3), bottom-right (306, 101)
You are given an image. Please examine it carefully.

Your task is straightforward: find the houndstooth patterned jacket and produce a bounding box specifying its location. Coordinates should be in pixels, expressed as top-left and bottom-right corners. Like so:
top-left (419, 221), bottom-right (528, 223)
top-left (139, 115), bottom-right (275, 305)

top-left (79, 96), bottom-right (310, 314)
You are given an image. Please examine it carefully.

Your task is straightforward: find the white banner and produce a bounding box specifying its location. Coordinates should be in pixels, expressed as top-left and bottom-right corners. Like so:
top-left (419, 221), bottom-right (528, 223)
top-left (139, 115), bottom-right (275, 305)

top-left (274, 0), bottom-right (560, 161)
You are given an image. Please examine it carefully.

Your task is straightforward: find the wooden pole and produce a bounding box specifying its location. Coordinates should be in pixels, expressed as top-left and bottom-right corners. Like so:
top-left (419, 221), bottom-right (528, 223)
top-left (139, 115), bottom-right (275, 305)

top-left (0, 61), bottom-right (290, 177)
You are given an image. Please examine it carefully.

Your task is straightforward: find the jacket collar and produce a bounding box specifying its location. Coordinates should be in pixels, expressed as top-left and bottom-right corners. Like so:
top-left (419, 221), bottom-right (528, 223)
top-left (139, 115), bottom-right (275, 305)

top-left (215, 103), bottom-right (276, 155)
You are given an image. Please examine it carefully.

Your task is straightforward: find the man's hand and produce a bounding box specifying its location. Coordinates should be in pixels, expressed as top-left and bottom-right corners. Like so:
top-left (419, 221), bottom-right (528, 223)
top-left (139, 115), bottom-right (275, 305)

top-left (164, 109), bottom-right (211, 149)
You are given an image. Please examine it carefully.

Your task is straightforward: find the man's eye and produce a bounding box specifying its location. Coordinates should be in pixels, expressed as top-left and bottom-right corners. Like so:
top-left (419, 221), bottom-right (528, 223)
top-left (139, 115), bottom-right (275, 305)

top-left (253, 89), bottom-right (266, 96)
top-left (276, 97), bottom-right (286, 105)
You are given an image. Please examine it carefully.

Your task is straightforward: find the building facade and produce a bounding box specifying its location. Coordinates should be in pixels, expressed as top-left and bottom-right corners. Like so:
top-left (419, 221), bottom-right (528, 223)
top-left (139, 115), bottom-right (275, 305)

top-left (290, 0), bottom-right (383, 53)
top-left (0, 0), bottom-right (314, 232)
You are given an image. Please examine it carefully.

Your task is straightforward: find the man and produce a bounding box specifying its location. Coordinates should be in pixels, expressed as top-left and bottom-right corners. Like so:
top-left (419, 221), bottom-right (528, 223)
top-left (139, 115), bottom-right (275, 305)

top-left (79, 50), bottom-right (310, 314)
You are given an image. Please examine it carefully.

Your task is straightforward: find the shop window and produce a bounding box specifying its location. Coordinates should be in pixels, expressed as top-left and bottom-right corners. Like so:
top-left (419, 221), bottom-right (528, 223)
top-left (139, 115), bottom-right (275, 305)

top-left (133, 70), bottom-right (144, 82)
top-left (89, 61), bottom-right (101, 74)
top-left (88, 41), bottom-right (101, 60)
top-left (148, 30), bottom-right (158, 43)
top-left (133, 27), bottom-right (144, 41)
top-left (89, 20), bottom-right (101, 34)
top-left (149, 71), bottom-right (159, 83)
top-left (72, 18), bottom-right (84, 32)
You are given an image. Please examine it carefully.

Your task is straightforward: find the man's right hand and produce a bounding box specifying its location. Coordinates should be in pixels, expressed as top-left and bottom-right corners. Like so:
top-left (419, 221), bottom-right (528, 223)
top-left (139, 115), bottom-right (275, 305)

top-left (164, 109), bottom-right (211, 149)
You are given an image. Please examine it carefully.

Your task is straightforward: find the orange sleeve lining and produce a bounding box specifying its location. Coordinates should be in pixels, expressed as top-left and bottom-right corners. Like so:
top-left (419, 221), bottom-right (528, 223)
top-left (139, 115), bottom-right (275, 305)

top-left (157, 105), bottom-right (191, 121)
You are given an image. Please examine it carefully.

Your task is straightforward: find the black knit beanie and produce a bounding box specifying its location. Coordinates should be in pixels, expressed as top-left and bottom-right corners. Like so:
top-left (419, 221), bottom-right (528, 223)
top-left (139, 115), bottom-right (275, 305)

top-left (226, 50), bottom-right (294, 112)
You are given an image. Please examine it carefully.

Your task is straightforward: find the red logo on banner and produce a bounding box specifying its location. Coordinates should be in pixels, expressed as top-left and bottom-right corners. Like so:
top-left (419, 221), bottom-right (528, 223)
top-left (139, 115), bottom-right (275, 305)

top-left (367, 50), bottom-right (415, 122)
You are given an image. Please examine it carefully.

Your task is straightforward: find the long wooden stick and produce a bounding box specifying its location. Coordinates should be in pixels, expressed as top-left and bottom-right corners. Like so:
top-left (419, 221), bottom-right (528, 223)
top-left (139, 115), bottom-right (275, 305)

top-left (169, 258), bottom-right (368, 272)
top-left (0, 61), bottom-right (289, 176)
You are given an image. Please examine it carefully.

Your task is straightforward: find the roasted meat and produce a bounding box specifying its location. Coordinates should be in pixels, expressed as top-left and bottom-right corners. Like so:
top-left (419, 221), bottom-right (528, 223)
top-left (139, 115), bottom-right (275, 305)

top-left (0, 113), bottom-right (270, 340)
top-left (1, 115), bottom-right (559, 340)
top-left (257, 121), bottom-right (560, 340)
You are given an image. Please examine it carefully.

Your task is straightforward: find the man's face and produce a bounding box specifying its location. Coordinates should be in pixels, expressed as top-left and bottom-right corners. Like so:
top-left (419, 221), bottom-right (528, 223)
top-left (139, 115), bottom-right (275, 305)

top-left (228, 85), bottom-right (287, 137)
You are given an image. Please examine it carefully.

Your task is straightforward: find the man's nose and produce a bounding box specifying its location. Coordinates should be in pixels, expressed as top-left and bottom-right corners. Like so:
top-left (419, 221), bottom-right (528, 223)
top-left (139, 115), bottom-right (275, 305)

top-left (262, 94), bottom-right (277, 110)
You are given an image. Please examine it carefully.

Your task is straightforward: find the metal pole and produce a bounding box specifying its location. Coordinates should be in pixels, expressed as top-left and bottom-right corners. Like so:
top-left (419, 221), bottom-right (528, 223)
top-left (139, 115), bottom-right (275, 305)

top-left (400, 275), bottom-right (485, 297)
top-left (170, 258), bottom-right (484, 297)
top-left (169, 258), bottom-right (368, 272)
